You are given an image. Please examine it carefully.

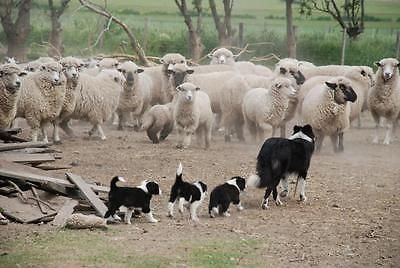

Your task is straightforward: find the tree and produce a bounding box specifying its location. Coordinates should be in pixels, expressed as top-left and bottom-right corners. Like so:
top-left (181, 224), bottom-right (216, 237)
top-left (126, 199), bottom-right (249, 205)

top-left (48, 0), bottom-right (71, 58)
top-left (209, 0), bottom-right (235, 47)
top-left (286, 0), bottom-right (296, 58)
top-left (0, 0), bottom-right (32, 61)
top-left (79, 0), bottom-right (152, 66)
top-left (300, 0), bottom-right (365, 64)
top-left (175, 0), bottom-right (204, 61)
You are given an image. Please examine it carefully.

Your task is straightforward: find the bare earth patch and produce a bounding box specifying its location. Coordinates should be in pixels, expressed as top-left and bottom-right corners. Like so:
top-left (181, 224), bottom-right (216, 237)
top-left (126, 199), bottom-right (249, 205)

top-left (1, 114), bottom-right (399, 267)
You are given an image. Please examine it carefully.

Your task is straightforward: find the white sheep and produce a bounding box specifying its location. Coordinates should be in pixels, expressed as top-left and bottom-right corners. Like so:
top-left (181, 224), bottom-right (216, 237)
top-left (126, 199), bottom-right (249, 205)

top-left (139, 102), bottom-right (174, 144)
top-left (173, 82), bottom-right (213, 149)
top-left (368, 58), bottom-right (400, 144)
top-left (116, 61), bottom-right (152, 130)
top-left (24, 57), bottom-right (56, 72)
top-left (242, 77), bottom-right (296, 142)
top-left (0, 63), bottom-right (26, 129)
top-left (301, 76), bottom-right (357, 152)
top-left (60, 69), bottom-right (125, 140)
top-left (16, 61), bottom-right (66, 142)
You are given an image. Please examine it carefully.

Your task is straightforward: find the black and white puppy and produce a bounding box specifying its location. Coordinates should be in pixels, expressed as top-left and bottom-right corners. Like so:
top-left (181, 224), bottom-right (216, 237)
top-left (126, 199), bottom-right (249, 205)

top-left (247, 124), bottom-right (315, 209)
top-left (104, 176), bottom-right (161, 223)
top-left (167, 162), bottom-right (207, 222)
top-left (208, 176), bottom-right (246, 218)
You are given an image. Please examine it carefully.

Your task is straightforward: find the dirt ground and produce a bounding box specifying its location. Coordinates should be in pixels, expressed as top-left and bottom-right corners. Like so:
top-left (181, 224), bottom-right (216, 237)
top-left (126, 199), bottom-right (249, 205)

top-left (1, 113), bottom-right (400, 267)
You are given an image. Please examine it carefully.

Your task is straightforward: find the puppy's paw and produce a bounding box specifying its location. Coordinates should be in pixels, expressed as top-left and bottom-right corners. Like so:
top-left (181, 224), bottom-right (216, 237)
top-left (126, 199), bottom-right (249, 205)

top-left (223, 212), bottom-right (231, 217)
top-left (149, 218), bottom-right (158, 223)
top-left (275, 199), bottom-right (283, 206)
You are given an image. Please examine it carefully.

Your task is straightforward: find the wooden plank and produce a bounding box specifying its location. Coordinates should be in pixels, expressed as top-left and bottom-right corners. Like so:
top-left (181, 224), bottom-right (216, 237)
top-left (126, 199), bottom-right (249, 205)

top-left (2, 147), bottom-right (62, 154)
top-left (0, 195), bottom-right (48, 223)
top-left (34, 164), bottom-right (72, 171)
top-left (0, 153), bottom-right (56, 164)
top-left (0, 141), bottom-right (50, 152)
top-left (0, 160), bottom-right (109, 194)
top-left (66, 173), bottom-right (108, 217)
top-left (51, 199), bottom-right (79, 227)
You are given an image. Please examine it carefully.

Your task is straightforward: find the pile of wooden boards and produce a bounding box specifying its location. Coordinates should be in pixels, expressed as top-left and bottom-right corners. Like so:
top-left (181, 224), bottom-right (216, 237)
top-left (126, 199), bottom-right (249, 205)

top-left (0, 129), bottom-right (110, 227)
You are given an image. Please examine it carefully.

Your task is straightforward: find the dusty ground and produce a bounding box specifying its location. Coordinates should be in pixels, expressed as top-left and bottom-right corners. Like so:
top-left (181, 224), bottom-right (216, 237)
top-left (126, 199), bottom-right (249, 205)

top-left (1, 113), bottom-right (400, 267)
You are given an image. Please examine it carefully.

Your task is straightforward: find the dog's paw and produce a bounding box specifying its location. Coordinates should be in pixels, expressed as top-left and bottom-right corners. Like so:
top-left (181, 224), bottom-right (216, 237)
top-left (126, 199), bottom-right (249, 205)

top-left (223, 212), bottom-right (231, 217)
top-left (262, 203), bottom-right (269, 210)
top-left (275, 199), bottom-right (283, 206)
top-left (149, 218), bottom-right (159, 223)
top-left (237, 205), bottom-right (244, 211)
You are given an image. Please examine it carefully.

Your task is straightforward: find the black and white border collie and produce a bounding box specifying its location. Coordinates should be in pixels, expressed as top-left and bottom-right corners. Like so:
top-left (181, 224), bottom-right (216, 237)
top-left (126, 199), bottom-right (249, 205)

top-left (167, 162), bottom-right (207, 222)
top-left (208, 176), bottom-right (246, 218)
top-left (247, 125), bottom-right (315, 209)
top-left (104, 176), bottom-right (161, 224)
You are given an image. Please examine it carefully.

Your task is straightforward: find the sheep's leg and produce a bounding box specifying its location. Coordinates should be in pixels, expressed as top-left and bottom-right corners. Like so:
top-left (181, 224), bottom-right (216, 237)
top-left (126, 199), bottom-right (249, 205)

top-left (147, 126), bottom-right (160, 144)
top-left (258, 122), bottom-right (273, 141)
top-left (280, 177), bottom-right (289, 197)
top-left (279, 123), bottom-right (286, 138)
top-left (160, 121), bottom-right (174, 141)
top-left (176, 128), bottom-right (184, 149)
top-left (189, 201), bottom-right (201, 222)
top-left (246, 120), bottom-right (257, 143)
top-left (96, 124), bottom-right (107, 140)
top-left (183, 131), bottom-right (192, 148)
top-left (330, 134), bottom-right (339, 153)
top-left (59, 119), bottom-right (76, 137)
top-left (52, 121), bottom-right (61, 144)
top-left (204, 125), bottom-right (212, 149)
top-left (40, 125), bottom-right (49, 143)
top-left (371, 112), bottom-right (380, 144)
top-left (235, 121), bottom-right (245, 142)
top-left (31, 127), bottom-right (39, 142)
top-left (117, 111), bottom-right (125, 131)
top-left (315, 133), bottom-right (324, 153)
top-left (383, 121), bottom-right (394, 145)
top-left (195, 127), bottom-right (203, 147)
top-left (337, 132), bottom-right (344, 152)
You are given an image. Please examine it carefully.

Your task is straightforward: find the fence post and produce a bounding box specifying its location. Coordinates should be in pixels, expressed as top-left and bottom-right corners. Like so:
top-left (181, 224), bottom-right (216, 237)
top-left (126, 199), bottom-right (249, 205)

top-left (396, 30), bottom-right (400, 59)
top-left (238, 22), bottom-right (244, 48)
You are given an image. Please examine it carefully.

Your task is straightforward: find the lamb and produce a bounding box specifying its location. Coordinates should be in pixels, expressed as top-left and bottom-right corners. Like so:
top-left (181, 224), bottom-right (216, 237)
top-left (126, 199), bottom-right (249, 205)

top-left (116, 61), bottom-right (152, 130)
top-left (52, 56), bottom-right (85, 143)
top-left (242, 77), bottom-right (296, 142)
top-left (0, 63), bottom-right (26, 129)
top-left (139, 102), bottom-right (174, 144)
top-left (16, 61), bottom-right (66, 142)
top-left (300, 76), bottom-right (357, 152)
top-left (173, 82), bottom-right (213, 149)
top-left (368, 58), bottom-right (400, 144)
top-left (59, 69), bottom-right (125, 140)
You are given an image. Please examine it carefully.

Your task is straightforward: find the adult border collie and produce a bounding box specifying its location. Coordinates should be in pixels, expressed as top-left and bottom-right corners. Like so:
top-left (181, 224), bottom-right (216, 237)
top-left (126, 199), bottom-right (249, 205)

top-left (104, 176), bottom-right (161, 223)
top-left (247, 124), bottom-right (315, 209)
top-left (167, 162), bottom-right (207, 222)
top-left (208, 176), bottom-right (246, 218)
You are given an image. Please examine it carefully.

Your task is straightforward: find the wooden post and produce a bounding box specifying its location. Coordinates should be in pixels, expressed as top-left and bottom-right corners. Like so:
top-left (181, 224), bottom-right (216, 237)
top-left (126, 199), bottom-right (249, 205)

top-left (396, 30), bottom-right (400, 59)
top-left (143, 17), bottom-right (149, 51)
top-left (238, 22), bottom-right (244, 48)
top-left (341, 29), bottom-right (347, 65)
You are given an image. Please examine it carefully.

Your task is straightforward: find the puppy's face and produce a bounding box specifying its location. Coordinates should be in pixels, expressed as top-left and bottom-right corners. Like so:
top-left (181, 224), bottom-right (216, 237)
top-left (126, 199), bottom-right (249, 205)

top-left (145, 181), bottom-right (161, 195)
top-left (234, 177), bottom-right (246, 191)
top-left (197, 181), bottom-right (207, 194)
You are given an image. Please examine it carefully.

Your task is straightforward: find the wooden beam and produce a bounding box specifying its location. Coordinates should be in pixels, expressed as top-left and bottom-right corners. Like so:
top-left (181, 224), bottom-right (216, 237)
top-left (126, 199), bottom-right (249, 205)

top-left (0, 153), bottom-right (56, 164)
top-left (0, 141), bottom-right (50, 152)
top-left (34, 164), bottom-right (72, 171)
top-left (0, 160), bottom-right (109, 195)
top-left (66, 173), bottom-right (108, 217)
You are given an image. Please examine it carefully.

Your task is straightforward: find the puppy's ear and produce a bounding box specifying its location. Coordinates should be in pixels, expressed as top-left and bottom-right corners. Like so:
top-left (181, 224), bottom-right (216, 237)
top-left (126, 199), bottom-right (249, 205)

top-left (292, 125), bottom-right (301, 134)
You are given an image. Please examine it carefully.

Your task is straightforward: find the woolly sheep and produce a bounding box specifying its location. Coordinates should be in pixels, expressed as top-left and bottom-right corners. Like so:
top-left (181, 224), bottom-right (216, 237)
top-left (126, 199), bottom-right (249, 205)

top-left (0, 63), bottom-right (26, 129)
top-left (301, 76), bottom-right (357, 152)
top-left (116, 61), bottom-right (152, 130)
top-left (173, 82), bottom-right (213, 149)
top-left (52, 56), bottom-right (85, 143)
top-left (16, 61), bottom-right (66, 142)
top-left (139, 102), bottom-right (174, 144)
top-left (242, 77), bottom-right (296, 142)
top-left (25, 57), bottom-right (56, 72)
top-left (59, 69), bottom-right (125, 140)
top-left (368, 58), bottom-right (400, 144)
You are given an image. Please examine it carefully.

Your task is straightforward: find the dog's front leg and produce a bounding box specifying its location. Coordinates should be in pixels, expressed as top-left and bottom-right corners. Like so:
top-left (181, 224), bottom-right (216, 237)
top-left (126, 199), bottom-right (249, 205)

top-left (144, 211), bottom-right (158, 223)
top-left (178, 198), bottom-right (185, 214)
top-left (190, 201), bottom-right (201, 222)
top-left (167, 201), bottom-right (176, 217)
top-left (298, 177), bottom-right (307, 202)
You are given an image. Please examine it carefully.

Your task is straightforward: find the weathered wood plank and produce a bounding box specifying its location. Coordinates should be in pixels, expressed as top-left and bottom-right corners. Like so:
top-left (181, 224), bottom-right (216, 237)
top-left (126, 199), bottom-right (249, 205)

top-left (0, 153), bottom-right (56, 164)
top-left (51, 199), bottom-right (79, 227)
top-left (66, 173), bottom-right (108, 217)
top-left (0, 160), bottom-right (109, 194)
top-left (34, 164), bottom-right (72, 171)
top-left (0, 141), bottom-right (50, 152)
top-left (0, 195), bottom-right (48, 223)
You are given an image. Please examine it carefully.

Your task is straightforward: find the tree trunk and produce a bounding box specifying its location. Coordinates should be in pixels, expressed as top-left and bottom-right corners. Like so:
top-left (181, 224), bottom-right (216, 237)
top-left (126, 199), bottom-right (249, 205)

top-left (209, 0), bottom-right (234, 47)
top-left (0, 0), bottom-right (32, 61)
top-left (340, 29), bottom-right (346, 65)
top-left (286, 0), bottom-right (296, 58)
top-left (49, 15), bottom-right (63, 57)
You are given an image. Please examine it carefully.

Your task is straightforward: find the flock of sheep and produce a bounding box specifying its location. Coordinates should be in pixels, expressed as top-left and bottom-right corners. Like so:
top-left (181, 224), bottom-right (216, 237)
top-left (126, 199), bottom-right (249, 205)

top-left (0, 49), bottom-right (399, 151)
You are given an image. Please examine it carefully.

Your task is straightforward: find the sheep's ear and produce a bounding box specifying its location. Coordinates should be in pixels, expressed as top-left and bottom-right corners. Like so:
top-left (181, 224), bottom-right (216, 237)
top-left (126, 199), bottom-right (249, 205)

top-left (40, 65), bottom-right (47, 71)
top-left (0, 70), bottom-right (3, 77)
top-left (275, 82), bottom-right (282, 89)
top-left (279, 67), bottom-right (287, 74)
top-left (19, 71), bottom-right (28, 77)
top-left (207, 53), bottom-right (213, 59)
top-left (375, 61), bottom-right (382, 67)
top-left (195, 86), bottom-right (200, 91)
top-left (137, 68), bottom-right (144, 73)
top-left (325, 81), bottom-right (337, 90)
top-left (117, 68), bottom-right (122, 73)
top-left (176, 85), bottom-right (182, 92)
top-left (186, 69), bottom-right (194, 74)
top-left (159, 58), bottom-right (165, 64)
top-left (361, 70), bottom-right (366, 76)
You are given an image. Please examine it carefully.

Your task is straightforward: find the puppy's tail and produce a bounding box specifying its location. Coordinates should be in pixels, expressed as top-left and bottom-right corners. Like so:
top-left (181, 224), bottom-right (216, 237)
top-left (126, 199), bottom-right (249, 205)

top-left (246, 174), bottom-right (261, 188)
top-left (110, 176), bottom-right (126, 190)
top-left (175, 162), bottom-right (183, 183)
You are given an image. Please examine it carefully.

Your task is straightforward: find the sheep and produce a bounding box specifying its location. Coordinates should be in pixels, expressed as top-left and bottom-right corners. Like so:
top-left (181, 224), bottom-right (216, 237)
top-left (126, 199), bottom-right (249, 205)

top-left (173, 82), bottom-right (213, 149)
top-left (300, 76), bottom-right (357, 152)
top-left (144, 53), bottom-right (187, 105)
top-left (59, 69), bottom-right (125, 140)
top-left (139, 102), bottom-right (174, 144)
top-left (242, 77), bottom-right (296, 142)
top-left (52, 56), bottom-right (85, 143)
top-left (24, 57), bottom-right (56, 72)
top-left (368, 58), bottom-right (400, 144)
top-left (16, 61), bottom-right (66, 142)
top-left (116, 61), bottom-right (152, 130)
top-left (0, 63), bottom-right (26, 129)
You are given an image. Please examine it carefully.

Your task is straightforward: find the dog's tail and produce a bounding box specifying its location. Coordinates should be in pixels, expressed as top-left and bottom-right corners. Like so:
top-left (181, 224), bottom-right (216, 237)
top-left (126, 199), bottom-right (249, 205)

top-left (246, 174), bottom-right (262, 188)
top-left (175, 162), bottom-right (183, 183)
top-left (110, 176), bottom-right (126, 190)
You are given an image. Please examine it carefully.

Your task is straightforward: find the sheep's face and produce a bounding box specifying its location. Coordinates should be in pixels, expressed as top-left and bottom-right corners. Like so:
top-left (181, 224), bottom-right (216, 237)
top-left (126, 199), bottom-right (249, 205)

top-left (168, 63), bottom-right (194, 88)
top-left (325, 78), bottom-right (357, 104)
top-left (176, 82), bottom-right (199, 102)
top-left (273, 78), bottom-right (297, 98)
top-left (279, 66), bottom-right (305, 86)
top-left (97, 58), bottom-right (119, 69)
top-left (375, 58), bottom-right (400, 82)
top-left (62, 65), bottom-right (79, 82)
top-left (160, 53), bottom-right (186, 76)
top-left (0, 65), bottom-right (26, 94)
top-left (209, 48), bottom-right (235, 65)
top-left (41, 63), bottom-right (63, 86)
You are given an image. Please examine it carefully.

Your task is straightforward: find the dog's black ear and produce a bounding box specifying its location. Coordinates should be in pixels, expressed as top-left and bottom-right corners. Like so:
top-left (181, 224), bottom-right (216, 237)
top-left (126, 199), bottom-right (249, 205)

top-left (237, 177), bottom-right (246, 191)
top-left (302, 124), bottom-right (315, 139)
top-left (147, 182), bottom-right (160, 195)
top-left (292, 125), bottom-right (301, 134)
top-left (199, 181), bottom-right (207, 192)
